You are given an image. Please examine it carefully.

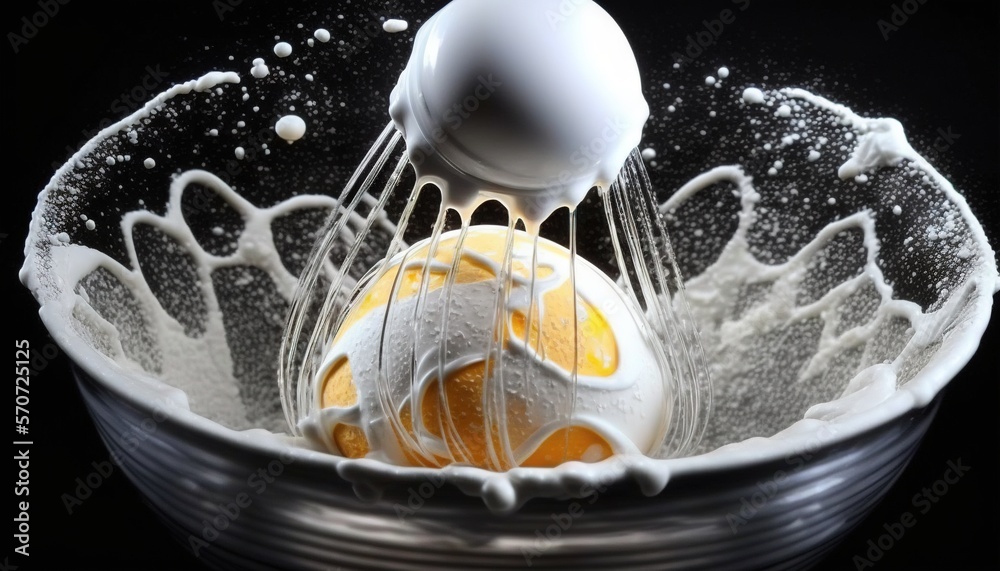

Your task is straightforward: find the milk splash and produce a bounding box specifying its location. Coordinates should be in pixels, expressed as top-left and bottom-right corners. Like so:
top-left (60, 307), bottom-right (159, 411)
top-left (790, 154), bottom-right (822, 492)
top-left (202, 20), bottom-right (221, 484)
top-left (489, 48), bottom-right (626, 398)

top-left (19, 14), bottom-right (998, 509)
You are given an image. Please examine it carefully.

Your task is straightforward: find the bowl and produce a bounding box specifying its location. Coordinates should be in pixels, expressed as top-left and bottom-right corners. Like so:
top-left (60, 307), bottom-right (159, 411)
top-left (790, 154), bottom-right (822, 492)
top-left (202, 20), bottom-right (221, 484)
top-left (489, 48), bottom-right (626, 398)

top-left (18, 1), bottom-right (999, 569)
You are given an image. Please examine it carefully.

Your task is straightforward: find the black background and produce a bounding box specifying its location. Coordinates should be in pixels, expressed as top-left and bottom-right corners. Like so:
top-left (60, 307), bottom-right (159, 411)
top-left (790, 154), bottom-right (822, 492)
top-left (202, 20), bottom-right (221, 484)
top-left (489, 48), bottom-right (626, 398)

top-left (5, 1), bottom-right (998, 570)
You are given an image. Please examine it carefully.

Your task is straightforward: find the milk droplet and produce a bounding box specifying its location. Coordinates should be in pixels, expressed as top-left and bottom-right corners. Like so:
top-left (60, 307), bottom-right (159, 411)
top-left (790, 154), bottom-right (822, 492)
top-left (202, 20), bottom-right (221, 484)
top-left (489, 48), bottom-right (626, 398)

top-left (718, 66), bottom-right (730, 79)
top-left (235, 147), bottom-right (246, 160)
top-left (144, 158), bottom-right (156, 169)
top-left (705, 76), bottom-right (717, 86)
top-left (383, 19), bottom-right (409, 33)
top-left (808, 150), bottom-right (822, 162)
top-left (893, 205), bottom-right (903, 216)
top-left (275, 115), bottom-right (307, 143)
top-left (274, 42), bottom-right (293, 57)
top-left (777, 105), bottom-right (792, 117)
top-left (742, 87), bottom-right (765, 104)
top-left (86, 220), bottom-right (96, 231)
top-left (314, 28), bottom-right (331, 42)
top-left (641, 148), bottom-right (657, 161)
top-left (251, 59), bottom-right (270, 79)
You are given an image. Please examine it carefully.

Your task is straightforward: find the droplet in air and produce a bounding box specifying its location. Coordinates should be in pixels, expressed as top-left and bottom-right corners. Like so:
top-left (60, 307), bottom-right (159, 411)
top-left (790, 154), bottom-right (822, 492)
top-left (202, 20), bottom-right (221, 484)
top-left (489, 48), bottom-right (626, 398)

top-left (275, 115), bottom-right (307, 143)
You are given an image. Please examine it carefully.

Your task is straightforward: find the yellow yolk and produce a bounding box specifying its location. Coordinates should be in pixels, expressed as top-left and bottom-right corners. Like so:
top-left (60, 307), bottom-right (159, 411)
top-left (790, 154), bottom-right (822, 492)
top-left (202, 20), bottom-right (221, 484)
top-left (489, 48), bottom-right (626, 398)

top-left (320, 228), bottom-right (620, 469)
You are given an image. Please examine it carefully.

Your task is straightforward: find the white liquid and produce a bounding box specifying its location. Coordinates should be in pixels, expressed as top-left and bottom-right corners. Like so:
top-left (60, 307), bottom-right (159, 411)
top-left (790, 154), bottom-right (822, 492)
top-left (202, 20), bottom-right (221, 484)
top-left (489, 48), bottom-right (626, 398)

top-left (382, 19), bottom-right (408, 34)
top-left (274, 42), bottom-right (293, 58)
top-left (389, 0), bottom-right (649, 229)
top-left (301, 227), bottom-right (668, 467)
top-left (18, 16), bottom-right (999, 512)
top-left (275, 115), bottom-right (306, 143)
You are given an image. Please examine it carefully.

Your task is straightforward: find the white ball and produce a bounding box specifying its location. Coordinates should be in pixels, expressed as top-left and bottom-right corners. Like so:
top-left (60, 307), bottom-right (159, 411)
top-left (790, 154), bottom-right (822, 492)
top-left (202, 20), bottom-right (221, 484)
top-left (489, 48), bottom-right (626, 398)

top-left (390, 0), bottom-right (649, 219)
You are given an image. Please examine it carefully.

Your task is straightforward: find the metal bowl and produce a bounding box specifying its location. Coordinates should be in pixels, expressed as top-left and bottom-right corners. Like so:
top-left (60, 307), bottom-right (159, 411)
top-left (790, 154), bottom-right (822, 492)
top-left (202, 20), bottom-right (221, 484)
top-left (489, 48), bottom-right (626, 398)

top-left (19, 1), bottom-right (998, 569)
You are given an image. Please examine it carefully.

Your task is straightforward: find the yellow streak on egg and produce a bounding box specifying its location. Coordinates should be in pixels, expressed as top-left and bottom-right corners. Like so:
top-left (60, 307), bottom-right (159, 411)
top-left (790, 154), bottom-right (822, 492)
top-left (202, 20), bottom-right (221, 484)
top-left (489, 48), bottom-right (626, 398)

top-left (520, 426), bottom-right (614, 467)
top-left (511, 278), bottom-right (618, 377)
top-left (335, 230), bottom-right (554, 341)
top-left (321, 358), bottom-right (371, 458)
top-left (322, 227), bottom-right (621, 468)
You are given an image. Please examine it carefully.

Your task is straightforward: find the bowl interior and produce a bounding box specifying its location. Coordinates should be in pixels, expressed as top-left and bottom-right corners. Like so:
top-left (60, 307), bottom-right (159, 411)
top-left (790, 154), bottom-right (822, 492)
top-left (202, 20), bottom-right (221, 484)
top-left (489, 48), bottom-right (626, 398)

top-left (21, 0), bottom-right (998, 506)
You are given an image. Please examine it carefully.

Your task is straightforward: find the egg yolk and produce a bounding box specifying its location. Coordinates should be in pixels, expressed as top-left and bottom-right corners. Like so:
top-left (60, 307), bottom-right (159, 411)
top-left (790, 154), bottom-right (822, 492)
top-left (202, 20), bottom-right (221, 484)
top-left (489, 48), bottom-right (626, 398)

top-left (321, 228), bottom-right (619, 469)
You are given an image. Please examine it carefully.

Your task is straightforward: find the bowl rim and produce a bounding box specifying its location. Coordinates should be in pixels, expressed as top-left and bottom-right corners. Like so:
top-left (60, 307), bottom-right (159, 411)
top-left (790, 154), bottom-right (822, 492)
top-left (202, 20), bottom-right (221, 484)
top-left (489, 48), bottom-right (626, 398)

top-left (20, 72), bottom-right (1000, 511)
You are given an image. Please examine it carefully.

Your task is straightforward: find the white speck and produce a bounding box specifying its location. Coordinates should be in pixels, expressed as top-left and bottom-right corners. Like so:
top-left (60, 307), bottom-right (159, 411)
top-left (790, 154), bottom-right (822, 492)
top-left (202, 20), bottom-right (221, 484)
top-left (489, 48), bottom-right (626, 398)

top-left (305, 73), bottom-right (314, 81)
top-left (718, 66), bottom-right (730, 79)
top-left (383, 19), bottom-right (408, 33)
top-left (808, 150), bottom-right (822, 162)
top-left (251, 60), bottom-right (270, 79)
top-left (105, 156), bottom-right (116, 166)
top-left (662, 83), bottom-right (670, 89)
top-left (315, 28), bottom-right (331, 42)
top-left (855, 174), bottom-right (870, 184)
top-left (275, 115), bottom-right (307, 143)
top-left (306, 38), bottom-right (315, 48)
top-left (705, 76), bottom-right (716, 86)
top-left (709, 110), bottom-right (717, 118)
top-left (893, 205), bottom-right (903, 216)
top-left (86, 220), bottom-right (96, 231)
top-left (768, 168), bottom-right (778, 176)
top-left (776, 105), bottom-right (792, 117)
top-left (274, 42), bottom-right (293, 57)
top-left (742, 87), bottom-right (766, 104)
top-left (235, 147), bottom-right (246, 160)
top-left (641, 148), bottom-right (657, 161)
top-left (144, 158), bottom-right (156, 169)
top-left (212, 226), bottom-right (225, 236)
top-left (667, 105), bottom-right (676, 113)
top-left (237, 121), bottom-right (246, 128)
top-left (209, 129), bottom-right (219, 137)
top-left (672, 62), bottom-right (680, 69)
top-left (242, 93), bottom-right (250, 101)
top-left (827, 198), bottom-right (837, 205)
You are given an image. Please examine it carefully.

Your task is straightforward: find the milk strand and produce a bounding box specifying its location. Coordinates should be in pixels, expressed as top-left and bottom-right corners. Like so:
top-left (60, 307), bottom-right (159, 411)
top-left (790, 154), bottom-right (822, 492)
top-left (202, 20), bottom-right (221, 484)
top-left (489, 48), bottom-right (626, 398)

top-left (20, 50), bottom-right (998, 510)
